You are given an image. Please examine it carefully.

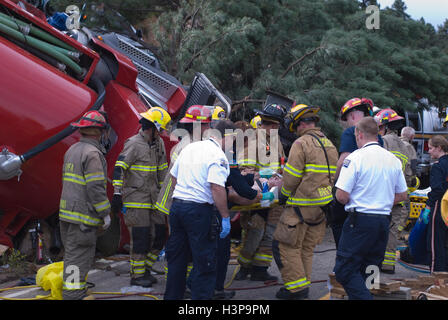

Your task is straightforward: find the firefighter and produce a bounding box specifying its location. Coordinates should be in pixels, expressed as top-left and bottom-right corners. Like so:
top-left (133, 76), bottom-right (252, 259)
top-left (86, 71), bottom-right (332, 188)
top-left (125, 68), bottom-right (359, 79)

top-left (250, 115), bottom-right (262, 129)
top-left (235, 103), bottom-right (286, 281)
top-left (59, 110), bottom-right (111, 300)
top-left (212, 106), bottom-right (227, 121)
top-left (273, 104), bottom-right (338, 300)
top-left (331, 97), bottom-right (381, 248)
top-left (111, 107), bottom-right (171, 287)
top-left (375, 108), bottom-right (416, 273)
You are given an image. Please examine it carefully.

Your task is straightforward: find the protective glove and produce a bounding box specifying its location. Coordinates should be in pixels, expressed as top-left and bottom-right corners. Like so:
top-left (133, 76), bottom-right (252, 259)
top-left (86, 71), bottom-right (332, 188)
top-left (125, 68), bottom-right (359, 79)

top-left (102, 214), bottom-right (111, 231)
top-left (420, 207), bottom-right (430, 224)
top-left (220, 217), bottom-right (231, 239)
top-left (111, 193), bottom-right (123, 213)
top-left (262, 191), bottom-right (274, 201)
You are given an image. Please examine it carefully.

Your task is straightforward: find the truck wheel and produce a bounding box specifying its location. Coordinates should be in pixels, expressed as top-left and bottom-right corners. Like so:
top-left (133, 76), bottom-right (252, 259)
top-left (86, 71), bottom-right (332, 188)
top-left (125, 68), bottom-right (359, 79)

top-left (96, 212), bottom-right (121, 257)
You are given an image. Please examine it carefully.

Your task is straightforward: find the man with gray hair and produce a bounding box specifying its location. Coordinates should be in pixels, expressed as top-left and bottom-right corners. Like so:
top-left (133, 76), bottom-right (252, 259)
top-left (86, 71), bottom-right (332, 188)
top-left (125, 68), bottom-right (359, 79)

top-left (401, 126), bottom-right (417, 164)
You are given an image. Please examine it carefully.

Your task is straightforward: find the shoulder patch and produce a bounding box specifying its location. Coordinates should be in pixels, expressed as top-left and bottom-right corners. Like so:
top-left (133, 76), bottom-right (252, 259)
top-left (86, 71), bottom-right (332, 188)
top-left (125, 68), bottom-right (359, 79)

top-left (343, 159), bottom-right (351, 168)
top-left (220, 159), bottom-right (228, 168)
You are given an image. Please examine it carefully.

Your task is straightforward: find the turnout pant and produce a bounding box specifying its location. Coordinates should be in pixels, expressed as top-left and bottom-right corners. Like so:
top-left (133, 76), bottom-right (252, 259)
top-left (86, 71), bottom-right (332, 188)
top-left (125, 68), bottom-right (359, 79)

top-left (237, 207), bottom-right (282, 269)
top-left (272, 207), bottom-right (326, 293)
top-left (382, 205), bottom-right (403, 271)
top-left (334, 213), bottom-right (389, 300)
top-left (60, 221), bottom-right (97, 300)
top-left (164, 200), bottom-right (217, 300)
top-left (124, 208), bottom-right (166, 279)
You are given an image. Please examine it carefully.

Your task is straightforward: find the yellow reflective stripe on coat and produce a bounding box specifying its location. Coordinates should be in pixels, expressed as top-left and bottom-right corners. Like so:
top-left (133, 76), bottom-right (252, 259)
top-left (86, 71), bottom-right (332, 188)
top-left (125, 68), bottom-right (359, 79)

top-left (259, 162), bottom-right (281, 171)
top-left (63, 281), bottom-right (87, 290)
top-left (286, 194), bottom-right (333, 206)
top-left (281, 186), bottom-right (292, 197)
top-left (304, 164), bottom-right (336, 174)
top-left (237, 159), bottom-right (261, 168)
top-left (59, 209), bottom-right (102, 226)
top-left (154, 202), bottom-right (169, 215)
top-left (158, 162), bottom-right (168, 170)
top-left (284, 163), bottom-right (303, 178)
top-left (155, 178), bottom-right (171, 215)
top-left (63, 173), bottom-right (86, 185)
top-left (93, 199), bottom-right (111, 212)
top-left (124, 202), bottom-right (155, 209)
top-left (285, 278), bottom-right (310, 291)
top-left (130, 165), bottom-right (158, 172)
top-left (115, 161), bottom-right (129, 170)
top-left (390, 151), bottom-right (408, 170)
top-left (85, 172), bottom-right (106, 183)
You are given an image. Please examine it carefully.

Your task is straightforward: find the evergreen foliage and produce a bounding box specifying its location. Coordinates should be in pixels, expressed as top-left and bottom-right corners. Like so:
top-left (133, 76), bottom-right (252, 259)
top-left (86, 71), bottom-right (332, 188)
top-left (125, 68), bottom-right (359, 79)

top-left (151, 0), bottom-right (448, 143)
top-left (57, 1), bottom-right (447, 143)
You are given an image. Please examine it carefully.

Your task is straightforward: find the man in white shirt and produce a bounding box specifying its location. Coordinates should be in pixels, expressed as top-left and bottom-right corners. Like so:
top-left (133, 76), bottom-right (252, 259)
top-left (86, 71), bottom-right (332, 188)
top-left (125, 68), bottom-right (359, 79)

top-left (333, 117), bottom-right (408, 300)
top-left (164, 120), bottom-right (236, 300)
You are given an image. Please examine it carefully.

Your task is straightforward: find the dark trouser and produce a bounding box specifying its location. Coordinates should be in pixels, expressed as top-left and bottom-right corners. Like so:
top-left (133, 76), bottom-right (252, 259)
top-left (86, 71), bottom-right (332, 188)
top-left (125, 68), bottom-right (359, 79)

top-left (427, 204), bottom-right (448, 272)
top-left (215, 229), bottom-right (231, 291)
top-left (334, 213), bottom-right (389, 300)
top-left (186, 210), bottom-right (231, 292)
top-left (329, 199), bottom-right (348, 249)
top-left (164, 200), bottom-right (217, 300)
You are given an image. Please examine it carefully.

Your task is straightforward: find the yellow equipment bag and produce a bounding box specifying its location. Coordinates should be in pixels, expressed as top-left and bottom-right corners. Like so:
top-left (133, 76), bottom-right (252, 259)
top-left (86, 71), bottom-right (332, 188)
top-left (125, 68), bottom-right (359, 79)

top-left (442, 189), bottom-right (448, 227)
top-left (35, 261), bottom-right (64, 300)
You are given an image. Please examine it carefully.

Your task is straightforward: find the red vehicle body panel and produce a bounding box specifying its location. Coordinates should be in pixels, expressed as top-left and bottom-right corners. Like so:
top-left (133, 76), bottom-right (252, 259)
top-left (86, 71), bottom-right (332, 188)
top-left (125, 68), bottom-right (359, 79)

top-left (0, 0), bottom-right (187, 249)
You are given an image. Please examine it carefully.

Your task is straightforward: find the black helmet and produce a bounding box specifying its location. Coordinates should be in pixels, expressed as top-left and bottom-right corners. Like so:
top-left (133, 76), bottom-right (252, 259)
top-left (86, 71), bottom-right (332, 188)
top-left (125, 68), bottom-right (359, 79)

top-left (255, 103), bottom-right (287, 124)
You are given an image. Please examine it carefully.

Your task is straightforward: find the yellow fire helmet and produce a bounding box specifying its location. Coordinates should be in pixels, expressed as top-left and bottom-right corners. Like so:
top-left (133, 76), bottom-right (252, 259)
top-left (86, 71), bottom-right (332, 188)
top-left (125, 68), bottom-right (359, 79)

top-left (444, 113), bottom-right (448, 128)
top-left (286, 104), bottom-right (320, 132)
top-left (250, 115), bottom-right (262, 128)
top-left (212, 106), bottom-right (227, 121)
top-left (140, 106), bottom-right (172, 132)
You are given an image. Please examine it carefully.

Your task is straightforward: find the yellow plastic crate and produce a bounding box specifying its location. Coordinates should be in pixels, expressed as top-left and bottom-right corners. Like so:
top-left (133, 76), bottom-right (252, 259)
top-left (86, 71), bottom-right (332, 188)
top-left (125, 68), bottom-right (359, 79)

top-left (409, 195), bottom-right (428, 219)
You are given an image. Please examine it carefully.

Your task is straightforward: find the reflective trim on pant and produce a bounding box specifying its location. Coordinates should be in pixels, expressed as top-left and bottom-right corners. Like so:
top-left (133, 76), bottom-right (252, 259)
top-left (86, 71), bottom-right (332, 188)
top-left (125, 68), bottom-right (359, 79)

top-left (60, 221), bottom-right (96, 300)
top-left (382, 251), bottom-right (396, 268)
top-left (130, 259), bottom-right (146, 276)
top-left (285, 277), bottom-right (311, 291)
top-left (145, 252), bottom-right (158, 269)
top-left (275, 220), bottom-right (325, 293)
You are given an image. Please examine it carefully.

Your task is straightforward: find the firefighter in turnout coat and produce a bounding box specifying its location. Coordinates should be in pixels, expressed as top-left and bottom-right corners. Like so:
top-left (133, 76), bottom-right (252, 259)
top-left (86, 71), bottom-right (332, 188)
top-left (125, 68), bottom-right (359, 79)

top-left (375, 108), bottom-right (415, 274)
top-left (273, 105), bottom-right (338, 300)
top-left (112, 107), bottom-right (171, 287)
top-left (59, 110), bottom-right (111, 300)
top-left (235, 103), bottom-right (287, 281)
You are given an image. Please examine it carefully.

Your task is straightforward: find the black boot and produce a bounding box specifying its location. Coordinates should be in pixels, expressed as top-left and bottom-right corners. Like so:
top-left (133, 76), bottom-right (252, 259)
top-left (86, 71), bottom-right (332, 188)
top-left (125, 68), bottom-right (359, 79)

top-left (130, 276), bottom-right (153, 288)
top-left (276, 287), bottom-right (309, 300)
top-left (213, 290), bottom-right (236, 300)
top-left (234, 266), bottom-right (252, 280)
top-left (250, 266), bottom-right (277, 282)
top-left (143, 271), bottom-right (158, 284)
